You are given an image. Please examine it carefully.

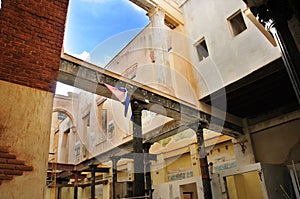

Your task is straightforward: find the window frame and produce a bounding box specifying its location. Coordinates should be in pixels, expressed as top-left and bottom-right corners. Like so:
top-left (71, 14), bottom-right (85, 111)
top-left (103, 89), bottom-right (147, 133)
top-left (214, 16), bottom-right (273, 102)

top-left (227, 10), bottom-right (247, 37)
top-left (194, 37), bottom-right (209, 62)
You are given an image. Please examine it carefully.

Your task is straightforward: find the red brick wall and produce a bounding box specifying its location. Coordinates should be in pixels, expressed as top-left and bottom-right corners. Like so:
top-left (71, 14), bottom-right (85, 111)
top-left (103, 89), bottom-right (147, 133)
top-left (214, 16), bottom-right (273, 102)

top-left (0, 0), bottom-right (69, 92)
top-left (0, 146), bottom-right (33, 185)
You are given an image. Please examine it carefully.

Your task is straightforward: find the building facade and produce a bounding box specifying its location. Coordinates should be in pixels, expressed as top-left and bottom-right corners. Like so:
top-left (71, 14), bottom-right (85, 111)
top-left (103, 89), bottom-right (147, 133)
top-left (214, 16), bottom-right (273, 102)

top-left (48, 0), bottom-right (299, 198)
top-left (0, 0), bottom-right (299, 198)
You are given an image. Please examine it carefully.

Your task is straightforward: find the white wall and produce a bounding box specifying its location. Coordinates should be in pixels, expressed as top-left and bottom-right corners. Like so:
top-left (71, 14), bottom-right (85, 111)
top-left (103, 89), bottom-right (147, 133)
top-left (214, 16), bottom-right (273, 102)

top-left (153, 177), bottom-right (203, 199)
top-left (180, 0), bottom-right (281, 98)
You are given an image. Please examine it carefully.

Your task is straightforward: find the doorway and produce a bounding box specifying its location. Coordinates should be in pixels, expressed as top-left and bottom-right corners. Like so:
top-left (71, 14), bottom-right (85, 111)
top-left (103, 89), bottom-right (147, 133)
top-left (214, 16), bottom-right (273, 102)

top-left (180, 183), bottom-right (198, 199)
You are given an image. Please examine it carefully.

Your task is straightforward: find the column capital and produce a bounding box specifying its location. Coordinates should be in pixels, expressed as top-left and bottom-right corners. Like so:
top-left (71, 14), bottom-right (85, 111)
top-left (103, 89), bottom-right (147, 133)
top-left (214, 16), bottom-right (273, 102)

top-left (131, 99), bottom-right (145, 113)
top-left (147, 7), bottom-right (165, 19)
top-left (143, 142), bottom-right (153, 153)
top-left (111, 156), bottom-right (121, 162)
top-left (244, 0), bottom-right (293, 26)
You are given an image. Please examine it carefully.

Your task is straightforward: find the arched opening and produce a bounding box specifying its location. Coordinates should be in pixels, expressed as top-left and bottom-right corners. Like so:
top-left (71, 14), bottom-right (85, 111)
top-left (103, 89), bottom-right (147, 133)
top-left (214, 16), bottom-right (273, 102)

top-left (50, 110), bottom-right (76, 164)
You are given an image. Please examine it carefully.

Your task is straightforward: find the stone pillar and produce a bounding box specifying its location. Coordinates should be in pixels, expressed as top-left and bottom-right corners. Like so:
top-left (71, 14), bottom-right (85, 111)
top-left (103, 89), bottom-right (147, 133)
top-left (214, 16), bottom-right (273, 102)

top-left (196, 125), bottom-right (213, 199)
top-left (111, 157), bottom-right (120, 199)
top-left (131, 100), bottom-right (145, 198)
top-left (144, 143), bottom-right (153, 199)
top-left (148, 8), bottom-right (173, 93)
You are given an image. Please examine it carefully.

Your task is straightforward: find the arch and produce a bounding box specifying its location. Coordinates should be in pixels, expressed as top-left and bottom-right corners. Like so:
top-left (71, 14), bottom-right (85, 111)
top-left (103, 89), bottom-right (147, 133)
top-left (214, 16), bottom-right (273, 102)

top-left (52, 108), bottom-right (77, 133)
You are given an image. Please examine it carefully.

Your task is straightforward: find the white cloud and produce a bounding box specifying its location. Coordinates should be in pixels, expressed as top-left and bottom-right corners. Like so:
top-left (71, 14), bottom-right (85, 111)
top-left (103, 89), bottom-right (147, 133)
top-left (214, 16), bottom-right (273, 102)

top-left (73, 51), bottom-right (91, 61)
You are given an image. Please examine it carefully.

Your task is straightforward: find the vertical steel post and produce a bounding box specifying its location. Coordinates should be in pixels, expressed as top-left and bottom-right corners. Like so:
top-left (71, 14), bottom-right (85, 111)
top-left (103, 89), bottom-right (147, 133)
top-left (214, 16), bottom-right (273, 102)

top-left (73, 171), bottom-right (79, 199)
top-left (111, 157), bottom-right (119, 199)
top-left (89, 165), bottom-right (97, 199)
top-left (247, 0), bottom-right (300, 104)
top-left (267, 19), bottom-right (300, 104)
top-left (196, 125), bottom-right (212, 199)
top-left (144, 143), bottom-right (153, 199)
top-left (131, 100), bottom-right (145, 198)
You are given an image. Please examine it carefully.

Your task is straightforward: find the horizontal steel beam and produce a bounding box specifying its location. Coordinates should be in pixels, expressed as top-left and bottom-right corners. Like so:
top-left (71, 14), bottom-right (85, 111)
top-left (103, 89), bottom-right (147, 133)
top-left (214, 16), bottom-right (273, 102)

top-left (113, 153), bottom-right (157, 161)
top-left (59, 54), bottom-right (242, 137)
top-left (48, 179), bottom-right (109, 188)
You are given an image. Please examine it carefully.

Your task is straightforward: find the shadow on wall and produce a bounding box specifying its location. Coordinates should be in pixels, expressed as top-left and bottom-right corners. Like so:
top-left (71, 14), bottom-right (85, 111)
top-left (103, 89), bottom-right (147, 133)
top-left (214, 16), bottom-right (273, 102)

top-left (286, 140), bottom-right (300, 164)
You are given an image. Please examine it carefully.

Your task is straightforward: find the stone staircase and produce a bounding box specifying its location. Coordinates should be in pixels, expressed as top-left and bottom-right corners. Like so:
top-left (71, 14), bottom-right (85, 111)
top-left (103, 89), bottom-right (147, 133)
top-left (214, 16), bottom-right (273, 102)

top-left (0, 146), bottom-right (33, 185)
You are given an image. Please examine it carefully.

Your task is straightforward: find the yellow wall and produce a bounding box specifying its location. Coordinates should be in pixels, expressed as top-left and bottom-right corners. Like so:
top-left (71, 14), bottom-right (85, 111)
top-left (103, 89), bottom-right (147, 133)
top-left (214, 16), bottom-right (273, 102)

top-left (166, 153), bottom-right (192, 174)
top-left (207, 140), bottom-right (236, 172)
top-left (0, 80), bottom-right (54, 198)
top-left (226, 171), bottom-right (264, 199)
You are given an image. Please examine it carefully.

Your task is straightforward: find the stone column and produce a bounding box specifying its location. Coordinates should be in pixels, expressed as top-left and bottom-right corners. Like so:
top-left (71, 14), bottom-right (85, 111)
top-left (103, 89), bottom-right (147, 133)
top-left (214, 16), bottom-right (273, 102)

top-left (196, 125), bottom-right (213, 199)
top-left (148, 8), bottom-right (174, 93)
top-left (131, 100), bottom-right (145, 198)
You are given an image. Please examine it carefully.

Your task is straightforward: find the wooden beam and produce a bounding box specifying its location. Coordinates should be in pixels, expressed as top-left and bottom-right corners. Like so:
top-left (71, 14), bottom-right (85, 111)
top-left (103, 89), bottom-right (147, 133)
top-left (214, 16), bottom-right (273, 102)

top-left (48, 162), bottom-right (75, 171)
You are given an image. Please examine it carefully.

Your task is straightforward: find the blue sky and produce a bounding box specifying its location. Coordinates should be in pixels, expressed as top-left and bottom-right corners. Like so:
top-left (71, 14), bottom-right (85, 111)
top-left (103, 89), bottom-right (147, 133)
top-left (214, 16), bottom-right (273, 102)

top-left (57, 0), bottom-right (149, 95)
top-left (64, 0), bottom-right (149, 62)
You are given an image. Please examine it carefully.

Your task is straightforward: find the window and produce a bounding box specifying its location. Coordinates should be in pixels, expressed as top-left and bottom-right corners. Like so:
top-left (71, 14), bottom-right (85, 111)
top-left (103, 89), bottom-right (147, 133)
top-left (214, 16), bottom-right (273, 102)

top-left (228, 10), bottom-right (247, 36)
top-left (58, 112), bottom-right (67, 121)
top-left (164, 14), bottom-right (178, 30)
top-left (195, 38), bottom-right (209, 61)
top-left (74, 142), bottom-right (80, 162)
top-left (82, 112), bottom-right (90, 127)
top-left (102, 109), bottom-right (107, 133)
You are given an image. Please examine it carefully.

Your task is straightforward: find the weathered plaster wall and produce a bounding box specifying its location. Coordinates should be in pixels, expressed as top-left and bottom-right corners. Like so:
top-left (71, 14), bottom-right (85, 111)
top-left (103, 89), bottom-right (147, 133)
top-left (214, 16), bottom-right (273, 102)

top-left (180, 0), bottom-right (281, 98)
top-left (250, 113), bottom-right (300, 164)
top-left (106, 23), bottom-right (199, 105)
top-left (0, 80), bottom-right (54, 198)
top-left (152, 177), bottom-right (202, 199)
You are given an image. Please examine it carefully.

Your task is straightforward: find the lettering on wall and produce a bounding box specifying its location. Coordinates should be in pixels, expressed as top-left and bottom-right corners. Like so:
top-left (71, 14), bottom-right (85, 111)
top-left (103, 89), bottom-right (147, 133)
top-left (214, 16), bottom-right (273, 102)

top-left (168, 170), bottom-right (193, 181)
